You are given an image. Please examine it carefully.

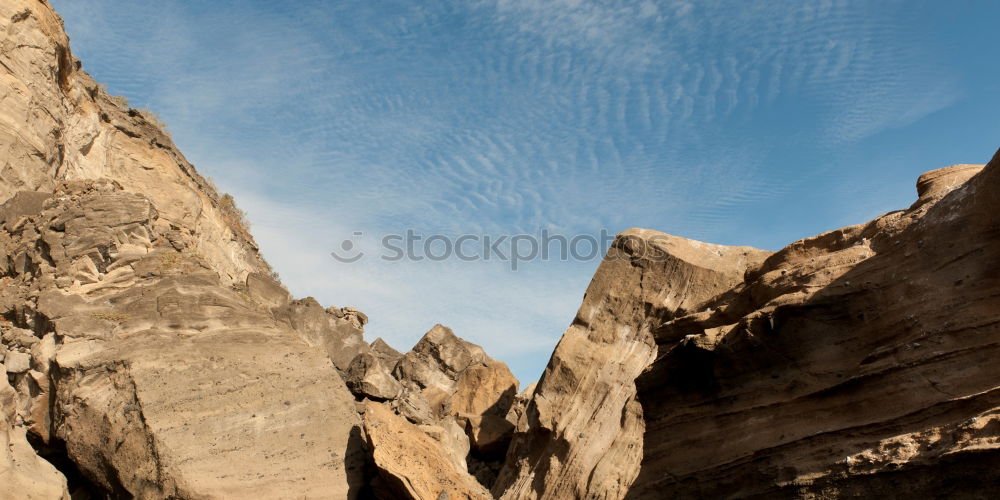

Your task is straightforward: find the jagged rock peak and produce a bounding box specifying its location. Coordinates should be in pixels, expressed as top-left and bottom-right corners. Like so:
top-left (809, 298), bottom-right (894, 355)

top-left (495, 229), bottom-right (771, 499)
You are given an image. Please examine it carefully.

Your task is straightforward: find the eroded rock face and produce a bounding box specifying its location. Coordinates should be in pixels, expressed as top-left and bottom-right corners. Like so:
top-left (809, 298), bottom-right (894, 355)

top-left (0, 3), bottom-right (370, 497)
top-left (494, 231), bottom-right (771, 499)
top-left (276, 297), bottom-right (370, 373)
top-left (346, 352), bottom-right (402, 401)
top-left (370, 337), bottom-right (403, 366)
top-left (627, 157), bottom-right (1000, 498)
top-left (0, 374), bottom-right (69, 500)
top-left (0, 178), bottom-right (369, 499)
top-left (362, 401), bottom-right (491, 500)
top-left (498, 153), bottom-right (1000, 499)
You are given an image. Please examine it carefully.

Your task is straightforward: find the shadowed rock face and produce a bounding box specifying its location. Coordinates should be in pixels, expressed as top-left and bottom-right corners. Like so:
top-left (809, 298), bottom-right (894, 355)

top-left (627, 156), bottom-right (1000, 498)
top-left (363, 401), bottom-right (492, 499)
top-left (1, 375), bottom-right (68, 499)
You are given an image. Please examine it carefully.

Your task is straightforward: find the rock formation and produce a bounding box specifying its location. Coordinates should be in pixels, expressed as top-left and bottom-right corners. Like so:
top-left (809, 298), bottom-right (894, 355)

top-left (0, 1), bottom-right (506, 498)
top-left (495, 154), bottom-right (1000, 499)
top-left (3, 0), bottom-right (1000, 498)
top-left (495, 230), bottom-right (772, 498)
top-left (1, 374), bottom-right (68, 499)
top-left (363, 401), bottom-right (492, 499)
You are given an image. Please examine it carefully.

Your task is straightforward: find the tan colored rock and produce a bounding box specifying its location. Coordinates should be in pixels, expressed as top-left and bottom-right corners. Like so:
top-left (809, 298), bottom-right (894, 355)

top-left (913, 163), bottom-right (984, 207)
top-left (244, 272), bottom-right (290, 309)
top-left (394, 325), bottom-right (518, 419)
top-left (0, 375), bottom-right (69, 500)
top-left (346, 352), bottom-right (402, 401)
top-left (504, 382), bottom-right (535, 428)
top-left (363, 402), bottom-right (491, 500)
top-left (276, 297), bottom-right (370, 372)
top-left (4, 350), bottom-right (30, 373)
top-left (494, 230), bottom-right (770, 499)
top-left (417, 417), bottom-right (472, 471)
top-left (497, 154), bottom-right (1000, 499)
top-left (0, 0), bottom-right (265, 286)
top-left (394, 324), bottom-right (489, 393)
top-left (370, 337), bottom-right (403, 367)
top-left (0, 182), bottom-right (368, 498)
top-left (0, 3), bottom-right (368, 497)
top-left (451, 362), bottom-right (518, 418)
top-left (626, 155), bottom-right (1000, 498)
top-left (390, 324), bottom-right (520, 475)
top-left (53, 327), bottom-right (367, 499)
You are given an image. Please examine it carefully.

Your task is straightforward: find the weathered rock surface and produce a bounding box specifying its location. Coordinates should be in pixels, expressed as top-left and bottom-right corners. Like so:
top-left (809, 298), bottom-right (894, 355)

top-left (0, 374), bottom-right (69, 500)
top-left (0, 2), bottom-right (370, 497)
top-left (626, 156), bottom-right (1000, 498)
top-left (346, 351), bottom-right (402, 401)
top-left (0, 154), bottom-right (368, 499)
top-left (495, 230), bottom-right (771, 499)
top-left (275, 297), bottom-right (370, 373)
top-left (497, 151), bottom-right (1000, 499)
top-left (393, 324), bottom-right (518, 422)
top-left (370, 337), bottom-right (403, 366)
top-left (362, 401), bottom-right (491, 499)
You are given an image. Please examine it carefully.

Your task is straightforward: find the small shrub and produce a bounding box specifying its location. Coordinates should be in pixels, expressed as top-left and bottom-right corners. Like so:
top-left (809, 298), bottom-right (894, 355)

top-left (91, 312), bottom-right (129, 324)
top-left (158, 252), bottom-right (183, 269)
top-left (108, 94), bottom-right (129, 109)
top-left (219, 193), bottom-right (250, 232)
top-left (204, 176), bottom-right (220, 195)
top-left (136, 108), bottom-right (170, 135)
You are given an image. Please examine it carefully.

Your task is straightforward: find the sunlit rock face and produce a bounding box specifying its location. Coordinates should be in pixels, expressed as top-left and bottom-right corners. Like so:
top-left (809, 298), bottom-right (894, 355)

top-left (0, 2), bottom-right (368, 497)
top-left (494, 229), bottom-right (772, 499)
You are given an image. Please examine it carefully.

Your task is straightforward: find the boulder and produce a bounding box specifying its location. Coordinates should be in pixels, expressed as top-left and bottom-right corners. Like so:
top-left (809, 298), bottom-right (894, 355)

top-left (504, 382), bottom-right (535, 428)
top-left (244, 272), bottom-right (290, 309)
top-left (345, 352), bottom-right (402, 401)
top-left (393, 324), bottom-right (488, 392)
top-left (277, 298), bottom-right (370, 372)
top-left (4, 351), bottom-right (30, 373)
top-left (450, 362), bottom-right (518, 418)
top-left (363, 402), bottom-right (490, 500)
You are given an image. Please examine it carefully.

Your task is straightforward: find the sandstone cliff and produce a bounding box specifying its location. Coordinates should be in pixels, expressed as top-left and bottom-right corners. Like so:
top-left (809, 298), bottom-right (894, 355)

top-left (0, 1), bottom-right (510, 498)
top-left (495, 153), bottom-right (1000, 499)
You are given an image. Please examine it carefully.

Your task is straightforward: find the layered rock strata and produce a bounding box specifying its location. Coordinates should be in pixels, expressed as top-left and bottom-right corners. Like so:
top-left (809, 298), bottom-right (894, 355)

top-left (496, 153), bottom-right (1000, 499)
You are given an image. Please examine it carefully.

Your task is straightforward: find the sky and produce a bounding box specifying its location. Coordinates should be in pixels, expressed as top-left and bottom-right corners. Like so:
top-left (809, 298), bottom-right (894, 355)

top-left (51, 0), bottom-right (1000, 384)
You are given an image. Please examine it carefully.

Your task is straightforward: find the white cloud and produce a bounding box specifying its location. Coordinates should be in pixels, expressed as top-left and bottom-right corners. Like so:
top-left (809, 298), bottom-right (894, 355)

top-left (50, 0), bottom-right (971, 382)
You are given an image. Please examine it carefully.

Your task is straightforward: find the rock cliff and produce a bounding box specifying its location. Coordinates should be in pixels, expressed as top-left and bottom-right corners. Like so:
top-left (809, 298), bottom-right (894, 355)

top-left (0, 1), bottom-right (511, 498)
top-left (3, 0), bottom-right (1000, 498)
top-left (495, 154), bottom-right (1000, 499)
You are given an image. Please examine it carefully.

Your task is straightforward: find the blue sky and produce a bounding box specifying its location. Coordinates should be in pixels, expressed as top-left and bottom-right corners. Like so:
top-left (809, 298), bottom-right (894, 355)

top-left (52, 0), bottom-right (1000, 384)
